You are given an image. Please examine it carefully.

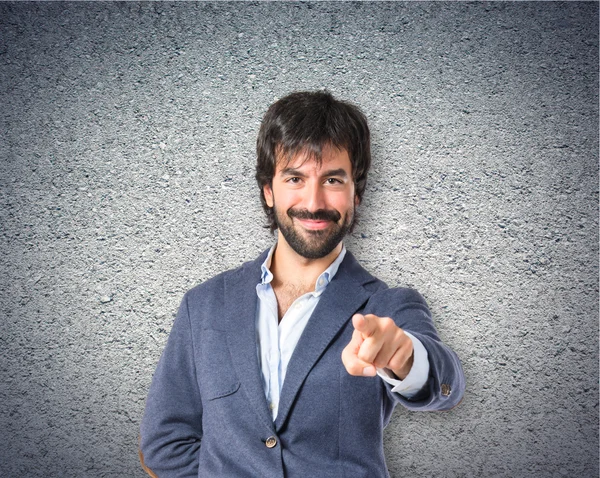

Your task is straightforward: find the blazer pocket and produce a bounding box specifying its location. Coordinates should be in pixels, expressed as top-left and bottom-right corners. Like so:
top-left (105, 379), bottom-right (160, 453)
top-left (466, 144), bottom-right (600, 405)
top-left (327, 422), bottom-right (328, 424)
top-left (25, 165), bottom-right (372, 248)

top-left (198, 328), bottom-right (241, 401)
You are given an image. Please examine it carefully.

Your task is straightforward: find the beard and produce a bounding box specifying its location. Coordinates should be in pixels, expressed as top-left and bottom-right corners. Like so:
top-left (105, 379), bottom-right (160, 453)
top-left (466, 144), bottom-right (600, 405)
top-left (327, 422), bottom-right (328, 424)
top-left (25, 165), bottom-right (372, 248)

top-left (273, 204), bottom-right (354, 259)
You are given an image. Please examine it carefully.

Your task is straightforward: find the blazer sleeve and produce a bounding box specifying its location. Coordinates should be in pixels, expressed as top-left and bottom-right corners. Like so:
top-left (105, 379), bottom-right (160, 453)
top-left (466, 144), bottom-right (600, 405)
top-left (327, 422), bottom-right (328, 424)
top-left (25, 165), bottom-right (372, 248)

top-left (139, 293), bottom-right (202, 477)
top-left (365, 287), bottom-right (466, 411)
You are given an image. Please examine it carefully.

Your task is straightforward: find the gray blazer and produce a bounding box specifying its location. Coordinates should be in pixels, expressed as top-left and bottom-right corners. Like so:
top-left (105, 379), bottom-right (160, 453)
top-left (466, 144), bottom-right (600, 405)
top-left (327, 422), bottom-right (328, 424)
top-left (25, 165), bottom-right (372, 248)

top-left (140, 249), bottom-right (465, 478)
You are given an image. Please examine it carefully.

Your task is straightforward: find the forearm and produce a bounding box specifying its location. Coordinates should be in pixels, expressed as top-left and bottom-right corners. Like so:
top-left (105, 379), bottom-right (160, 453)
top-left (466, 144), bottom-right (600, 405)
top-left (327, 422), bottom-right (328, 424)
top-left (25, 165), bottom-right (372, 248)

top-left (364, 287), bottom-right (466, 410)
top-left (393, 331), bottom-right (465, 410)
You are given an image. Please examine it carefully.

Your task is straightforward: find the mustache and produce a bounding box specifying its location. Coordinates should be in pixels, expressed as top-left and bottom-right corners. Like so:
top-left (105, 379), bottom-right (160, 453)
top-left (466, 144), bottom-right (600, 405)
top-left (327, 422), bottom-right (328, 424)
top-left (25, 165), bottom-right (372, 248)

top-left (287, 208), bottom-right (341, 222)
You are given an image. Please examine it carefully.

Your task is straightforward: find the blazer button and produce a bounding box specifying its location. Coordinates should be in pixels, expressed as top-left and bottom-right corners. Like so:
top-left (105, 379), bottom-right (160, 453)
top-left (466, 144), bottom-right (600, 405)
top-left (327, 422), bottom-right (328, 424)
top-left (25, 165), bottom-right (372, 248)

top-left (441, 383), bottom-right (451, 396)
top-left (265, 436), bottom-right (277, 448)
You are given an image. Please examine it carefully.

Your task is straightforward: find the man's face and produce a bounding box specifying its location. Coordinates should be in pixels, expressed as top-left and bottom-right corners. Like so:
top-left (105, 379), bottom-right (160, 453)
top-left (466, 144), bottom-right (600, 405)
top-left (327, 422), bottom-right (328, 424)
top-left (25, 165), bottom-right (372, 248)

top-left (263, 145), bottom-right (358, 260)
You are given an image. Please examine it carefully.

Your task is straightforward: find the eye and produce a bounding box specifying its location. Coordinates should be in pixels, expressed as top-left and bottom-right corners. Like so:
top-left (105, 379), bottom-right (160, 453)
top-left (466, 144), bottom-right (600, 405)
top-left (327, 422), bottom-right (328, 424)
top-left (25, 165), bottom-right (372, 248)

top-left (325, 178), bottom-right (343, 185)
top-left (286, 177), bottom-right (301, 184)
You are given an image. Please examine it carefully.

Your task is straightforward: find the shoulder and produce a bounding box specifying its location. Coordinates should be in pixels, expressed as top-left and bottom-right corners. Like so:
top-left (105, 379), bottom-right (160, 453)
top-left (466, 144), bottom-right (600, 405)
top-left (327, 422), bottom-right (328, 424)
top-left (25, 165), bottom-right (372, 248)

top-left (363, 287), bottom-right (432, 329)
top-left (182, 250), bottom-right (266, 306)
top-left (338, 251), bottom-right (427, 306)
top-left (369, 286), bottom-right (427, 306)
top-left (339, 249), bottom-right (388, 293)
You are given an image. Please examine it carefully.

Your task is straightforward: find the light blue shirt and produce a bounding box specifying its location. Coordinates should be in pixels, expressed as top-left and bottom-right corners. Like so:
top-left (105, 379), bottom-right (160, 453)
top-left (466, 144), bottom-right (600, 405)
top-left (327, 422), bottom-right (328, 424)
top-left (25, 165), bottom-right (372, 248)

top-left (256, 245), bottom-right (430, 420)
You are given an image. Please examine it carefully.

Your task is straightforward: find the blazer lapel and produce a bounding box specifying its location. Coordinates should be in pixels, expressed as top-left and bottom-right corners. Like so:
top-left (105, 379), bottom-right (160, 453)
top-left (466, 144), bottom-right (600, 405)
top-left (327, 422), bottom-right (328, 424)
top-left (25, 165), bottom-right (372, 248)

top-left (274, 252), bottom-right (375, 431)
top-left (223, 251), bottom-right (275, 432)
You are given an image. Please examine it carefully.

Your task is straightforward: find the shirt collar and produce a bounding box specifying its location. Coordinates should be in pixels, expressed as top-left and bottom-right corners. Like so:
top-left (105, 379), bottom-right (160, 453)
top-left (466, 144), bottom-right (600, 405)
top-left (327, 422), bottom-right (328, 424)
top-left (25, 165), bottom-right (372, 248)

top-left (260, 245), bottom-right (347, 295)
top-left (260, 247), bottom-right (276, 285)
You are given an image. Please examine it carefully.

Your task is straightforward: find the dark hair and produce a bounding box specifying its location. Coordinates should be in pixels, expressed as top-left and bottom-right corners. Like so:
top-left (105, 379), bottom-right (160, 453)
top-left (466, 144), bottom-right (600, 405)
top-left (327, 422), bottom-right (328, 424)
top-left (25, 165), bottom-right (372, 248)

top-left (255, 90), bottom-right (371, 231)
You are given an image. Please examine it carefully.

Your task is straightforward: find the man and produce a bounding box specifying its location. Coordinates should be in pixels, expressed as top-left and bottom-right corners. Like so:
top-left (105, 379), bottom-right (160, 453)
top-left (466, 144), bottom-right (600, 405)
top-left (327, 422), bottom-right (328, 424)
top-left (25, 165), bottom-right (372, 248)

top-left (140, 91), bottom-right (465, 478)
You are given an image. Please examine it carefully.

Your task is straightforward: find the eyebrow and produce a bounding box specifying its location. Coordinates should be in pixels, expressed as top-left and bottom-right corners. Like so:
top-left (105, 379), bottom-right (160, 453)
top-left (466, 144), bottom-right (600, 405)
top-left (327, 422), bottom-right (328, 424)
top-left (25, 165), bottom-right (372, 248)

top-left (279, 167), bottom-right (349, 178)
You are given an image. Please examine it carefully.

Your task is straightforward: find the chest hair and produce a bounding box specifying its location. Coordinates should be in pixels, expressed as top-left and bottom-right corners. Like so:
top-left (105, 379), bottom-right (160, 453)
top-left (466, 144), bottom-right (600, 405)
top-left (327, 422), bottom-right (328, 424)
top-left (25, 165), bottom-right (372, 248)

top-left (273, 282), bottom-right (313, 321)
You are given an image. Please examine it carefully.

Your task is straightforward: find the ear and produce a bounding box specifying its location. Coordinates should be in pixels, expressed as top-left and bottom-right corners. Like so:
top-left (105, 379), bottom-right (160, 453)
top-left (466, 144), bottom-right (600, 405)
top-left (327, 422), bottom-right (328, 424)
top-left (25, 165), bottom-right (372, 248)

top-left (354, 194), bottom-right (360, 207)
top-left (263, 184), bottom-right (274, 208)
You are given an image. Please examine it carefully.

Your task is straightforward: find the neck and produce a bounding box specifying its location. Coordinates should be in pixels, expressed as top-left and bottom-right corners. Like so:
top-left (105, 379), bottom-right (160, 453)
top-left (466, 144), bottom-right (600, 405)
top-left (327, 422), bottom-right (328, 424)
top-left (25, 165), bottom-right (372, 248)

top-left (270, 232), bottom-right (342, 289)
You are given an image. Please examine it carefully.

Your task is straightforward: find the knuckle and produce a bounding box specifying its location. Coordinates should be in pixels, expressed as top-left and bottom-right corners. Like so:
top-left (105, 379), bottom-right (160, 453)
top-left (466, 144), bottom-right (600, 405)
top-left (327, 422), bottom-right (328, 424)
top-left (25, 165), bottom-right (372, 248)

top-left (381, 317), bottom-right (396, 332)
top-left (388, 355), bottom-right (405, 371)
top-left (357, 339), bottom-right (375, 359)
top-left (394, 329), bottom-right (406, 344)
top-left (373, 358), bottom-right (387, 369)
top-left (391, 346), bottom-right (412, 369)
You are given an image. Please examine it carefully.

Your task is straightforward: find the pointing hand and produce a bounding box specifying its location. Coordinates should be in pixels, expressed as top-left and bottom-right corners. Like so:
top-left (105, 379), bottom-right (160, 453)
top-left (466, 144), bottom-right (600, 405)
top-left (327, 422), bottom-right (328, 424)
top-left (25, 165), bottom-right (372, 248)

top-left (341, 313), bottom-right (414, 379)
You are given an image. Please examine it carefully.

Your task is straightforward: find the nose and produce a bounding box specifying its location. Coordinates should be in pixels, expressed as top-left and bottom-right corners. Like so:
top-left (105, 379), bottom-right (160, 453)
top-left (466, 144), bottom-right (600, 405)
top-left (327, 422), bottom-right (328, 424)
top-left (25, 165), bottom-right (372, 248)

top-left (303, 180), bottom-right (326, 212)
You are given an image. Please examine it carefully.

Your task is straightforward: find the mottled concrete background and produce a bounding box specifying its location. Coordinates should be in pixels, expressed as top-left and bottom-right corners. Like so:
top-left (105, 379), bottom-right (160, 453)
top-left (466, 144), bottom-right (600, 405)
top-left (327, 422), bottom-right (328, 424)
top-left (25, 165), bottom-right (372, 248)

top-left (1, 2), bottom-right (597, 477)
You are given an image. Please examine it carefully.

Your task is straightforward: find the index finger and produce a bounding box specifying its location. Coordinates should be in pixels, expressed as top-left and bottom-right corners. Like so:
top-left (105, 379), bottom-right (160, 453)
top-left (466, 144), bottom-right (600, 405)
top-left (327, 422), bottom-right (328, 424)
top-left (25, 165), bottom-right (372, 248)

top-left (352, 313), bottom-right (378, 338)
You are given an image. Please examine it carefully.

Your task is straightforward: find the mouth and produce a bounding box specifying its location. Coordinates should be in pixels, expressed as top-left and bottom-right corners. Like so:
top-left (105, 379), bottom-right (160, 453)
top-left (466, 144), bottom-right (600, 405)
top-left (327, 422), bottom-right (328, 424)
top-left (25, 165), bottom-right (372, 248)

top-left (295, 218), bottom-right (333, 231)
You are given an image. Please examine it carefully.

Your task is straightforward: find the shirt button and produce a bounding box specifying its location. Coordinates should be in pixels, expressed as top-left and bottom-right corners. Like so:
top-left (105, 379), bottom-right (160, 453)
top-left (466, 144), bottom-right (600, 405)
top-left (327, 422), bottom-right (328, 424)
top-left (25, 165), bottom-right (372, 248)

top-left (265, 436), bottom-right (277, 448)
top-left (269, 402), bottom-right (275, 410)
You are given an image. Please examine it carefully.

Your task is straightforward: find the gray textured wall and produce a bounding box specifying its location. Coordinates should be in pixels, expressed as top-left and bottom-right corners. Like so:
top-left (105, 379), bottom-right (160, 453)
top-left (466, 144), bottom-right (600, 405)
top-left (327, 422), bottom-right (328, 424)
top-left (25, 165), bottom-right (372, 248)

top-left (1, 2), bottom-right (597, 477)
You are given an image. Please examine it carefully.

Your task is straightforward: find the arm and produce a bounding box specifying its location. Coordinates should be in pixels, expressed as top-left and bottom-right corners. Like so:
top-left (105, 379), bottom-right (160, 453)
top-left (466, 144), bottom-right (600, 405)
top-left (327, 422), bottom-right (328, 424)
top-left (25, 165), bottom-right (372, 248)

top-left (139, 293), bottom-right (203, 477)
top-left (342, 287), bottom-right (465, 411)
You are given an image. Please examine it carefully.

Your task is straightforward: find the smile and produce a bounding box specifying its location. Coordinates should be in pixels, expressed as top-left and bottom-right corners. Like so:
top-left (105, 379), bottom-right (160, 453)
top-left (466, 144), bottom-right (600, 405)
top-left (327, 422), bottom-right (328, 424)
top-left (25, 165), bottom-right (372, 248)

top-left (296, 218), bottom-right (333, 230)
